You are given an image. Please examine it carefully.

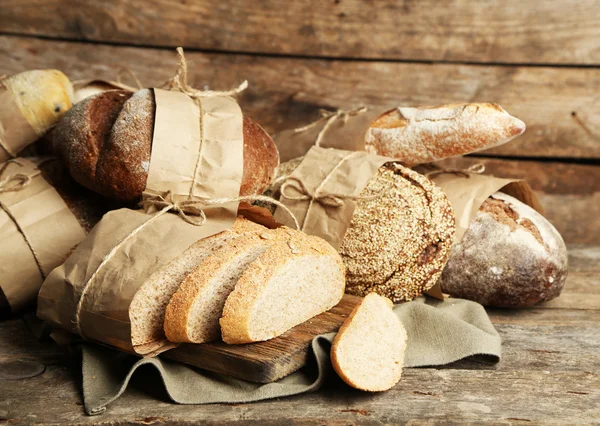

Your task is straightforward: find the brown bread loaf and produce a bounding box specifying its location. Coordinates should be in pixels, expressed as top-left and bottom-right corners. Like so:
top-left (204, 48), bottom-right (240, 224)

top-left (365, 103), bottom-right (526, 166)
top-left (440, 192), bottom-right (568, 308)
top-left (53, 89), bottom-right (279, 201)
top-left (268, 158), bottom-right (455, 302)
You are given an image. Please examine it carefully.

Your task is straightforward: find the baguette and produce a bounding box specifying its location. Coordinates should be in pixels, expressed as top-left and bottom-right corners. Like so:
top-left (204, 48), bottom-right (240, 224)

top-left (220, 234), bottom-right (345, 344)
top-left (331, 293), bottom-right (407, 392)
top-left (365, 103), bottom-right (526, 166)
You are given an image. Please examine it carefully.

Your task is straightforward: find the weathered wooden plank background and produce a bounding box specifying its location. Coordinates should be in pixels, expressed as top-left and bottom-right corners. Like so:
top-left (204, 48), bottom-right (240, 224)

top-left (0, 1), bottom-right (598, 424)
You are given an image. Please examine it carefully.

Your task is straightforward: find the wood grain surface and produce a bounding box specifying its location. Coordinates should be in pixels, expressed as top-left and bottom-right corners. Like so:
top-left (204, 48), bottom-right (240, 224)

top-left (166, 295), bottom-right (361, 383)
top-left (1, 246), bottom-right (598, 424)
top-left (1, 0), bottom-right (600, 65)
top-left (1, 36), bottom-right (599, 160)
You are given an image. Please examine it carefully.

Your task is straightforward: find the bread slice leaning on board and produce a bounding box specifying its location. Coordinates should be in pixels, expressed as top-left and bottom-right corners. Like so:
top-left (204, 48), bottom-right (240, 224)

top-left (365, 103), bottom-right (525, 166)
top-left (129, 216), bottom-right (267, 349)
top-left (331, 293), bottom-right (407, 392)
top-left (164, 226), bottom-right (346, 344)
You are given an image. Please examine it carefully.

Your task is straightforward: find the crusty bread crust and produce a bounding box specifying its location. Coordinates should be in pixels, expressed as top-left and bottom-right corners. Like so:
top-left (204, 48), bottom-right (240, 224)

top-left (330, 293), bottom-right (407, 392)
top-left (365, 103), bottom-right (526, 166)
top-left (241, 116), bottom-right (279, 195)
top-left (220, 233), bottom-right (345, 344)
top-left (440, 192), bottom-right (568, 307)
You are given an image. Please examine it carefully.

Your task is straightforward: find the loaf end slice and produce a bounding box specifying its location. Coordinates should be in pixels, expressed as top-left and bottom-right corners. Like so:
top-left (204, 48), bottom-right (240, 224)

top-left (331, 293), bottom-right (407, 392)
top-left (129, 217), bottom-right (267, 350)
top-left (164, 228), bottom-right (290, 343)
top-left (220, 234), bottom-right (346, 344)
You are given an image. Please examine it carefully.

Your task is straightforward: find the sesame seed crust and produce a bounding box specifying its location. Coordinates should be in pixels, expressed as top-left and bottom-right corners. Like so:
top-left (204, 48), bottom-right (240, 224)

top-left (340, 163), bottom-right (455, 302)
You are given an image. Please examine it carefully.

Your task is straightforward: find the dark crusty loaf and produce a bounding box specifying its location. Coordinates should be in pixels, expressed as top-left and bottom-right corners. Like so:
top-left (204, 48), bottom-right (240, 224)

top-left (53, 89), bottom-right (279, 201)
top-left (268, 158), bottom-right (455, 302)
top-left (440, 192), bottom-right (568, 308)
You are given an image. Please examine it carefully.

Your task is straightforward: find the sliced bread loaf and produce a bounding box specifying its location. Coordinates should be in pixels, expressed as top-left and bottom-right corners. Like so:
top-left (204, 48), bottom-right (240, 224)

top-left (331, 293), bottom-right (407, 392)
top-left (220, 234), bottom-right (346, 344)
top-left (163, 227), bottom-right (295, 343)
top-left (129, 216), bottom-right (267, 348)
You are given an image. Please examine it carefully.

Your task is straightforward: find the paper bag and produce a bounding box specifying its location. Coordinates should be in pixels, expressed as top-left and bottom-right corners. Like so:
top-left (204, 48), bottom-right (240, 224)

top-left (274, 108), bottom-right (380, 162)
top-left (0, 158), bottom-right (86, 313)
top-left (72, 79), bottom-right (137, 103)
top-left (37, 88), bottom-right (244, 356)
top-left (0, 83), bottom-right (39, 162)
top-left (418, 165), bottom-right (543, 243)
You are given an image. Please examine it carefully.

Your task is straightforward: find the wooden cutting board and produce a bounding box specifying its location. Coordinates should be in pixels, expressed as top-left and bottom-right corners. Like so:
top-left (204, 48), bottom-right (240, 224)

top-left (164, 294), bottom-right (362, 383)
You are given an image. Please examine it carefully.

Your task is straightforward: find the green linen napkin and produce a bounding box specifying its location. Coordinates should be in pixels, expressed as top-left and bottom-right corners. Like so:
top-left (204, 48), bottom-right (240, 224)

top-left (82, 297), bottom-right (501, 415)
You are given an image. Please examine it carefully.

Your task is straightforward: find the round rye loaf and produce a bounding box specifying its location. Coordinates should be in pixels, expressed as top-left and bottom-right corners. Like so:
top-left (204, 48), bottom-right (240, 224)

top-left (440, 192), bottom-right (568, 308)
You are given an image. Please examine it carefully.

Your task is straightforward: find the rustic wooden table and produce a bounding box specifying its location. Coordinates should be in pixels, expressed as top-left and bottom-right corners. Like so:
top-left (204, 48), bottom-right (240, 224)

top-left (1, 245), bottom-right (598, 424)
top-left (1, 0), bottom-right (599, 423)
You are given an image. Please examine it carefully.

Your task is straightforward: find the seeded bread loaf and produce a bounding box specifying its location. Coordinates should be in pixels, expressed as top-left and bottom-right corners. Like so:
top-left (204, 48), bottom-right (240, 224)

top-left (53, 89), bottom-right (279, 201)
top-left (365, 103), bottom-right (526, 166)
top-left (220, 233), bottom-right (346, 344)
top-left (129, 216), bottom-right (267, 348)
top-left (1, 70), bottom-right (73, 161)
top-left (440, 192), bottom-right (568, 308)
top-left (331, 293), bottom-right (407, 392)
top-left (267, 158), bottom-right (455, 302)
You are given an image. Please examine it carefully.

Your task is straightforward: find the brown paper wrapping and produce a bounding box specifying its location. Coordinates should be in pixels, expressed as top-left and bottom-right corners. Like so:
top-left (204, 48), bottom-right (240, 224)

top-left (37, 89), bottom-right (244, 356)
top-left (274, 108), bottom-right (381, 163)
top-left (0, 86), bottom-right (39, 162)
top-left (0, 158), bottom-right (86, 312)
top-left (72, 79), bottom-right (136, 103)
top-left (422, 168), bottom-right (543, 243)
top-left (274, 146), bottom-right (444, 299)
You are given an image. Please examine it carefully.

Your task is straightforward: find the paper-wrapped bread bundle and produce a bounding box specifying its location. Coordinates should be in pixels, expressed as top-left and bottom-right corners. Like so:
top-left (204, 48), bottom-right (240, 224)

top-left (0, 70), bottom-right (74, 162)
top-left (272, 147), bottom-right (455, 302)
top-left (52, 87), bottom-right (278, 201)
top-left (0, 157), bottom-right (107, 315)
top-left (419, 166), bottom-right (567, 308)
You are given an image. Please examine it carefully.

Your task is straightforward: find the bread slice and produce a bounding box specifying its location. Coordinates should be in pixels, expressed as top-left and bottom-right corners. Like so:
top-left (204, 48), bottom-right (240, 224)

top-left (220, 234), bottom-right (346, 344)
top-left (330, 293), bottom-right (407, 392)
top-left (129, 217), bottom-right (266, 349)
top-left (164, 228), bottom-right (293, 343)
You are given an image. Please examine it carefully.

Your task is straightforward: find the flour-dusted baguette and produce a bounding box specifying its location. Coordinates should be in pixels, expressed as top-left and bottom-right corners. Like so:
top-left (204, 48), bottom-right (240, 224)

top-left (164, 227), bottom-right (300, 343)
top-left (365, 103), bottom-right (526, 166)
top-left (129, 217), bottom-right (267, 348)
top-left (53, 89), bottom-right (279, 201)
top-left (440, 192), bottom-right (568, 308)
top-left (220, 235), bottom-right (346, 344)
top-left (268, 158), bottom-right (455, 303)
top-left (331, 293), bottom-right (407, 392)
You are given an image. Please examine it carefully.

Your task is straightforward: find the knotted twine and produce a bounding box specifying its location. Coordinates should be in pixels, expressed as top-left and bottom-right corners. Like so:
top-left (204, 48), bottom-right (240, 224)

top-left (72, 48), bottom-right (297, 337)
top-left (0, 159), bottom-right (45, 279)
